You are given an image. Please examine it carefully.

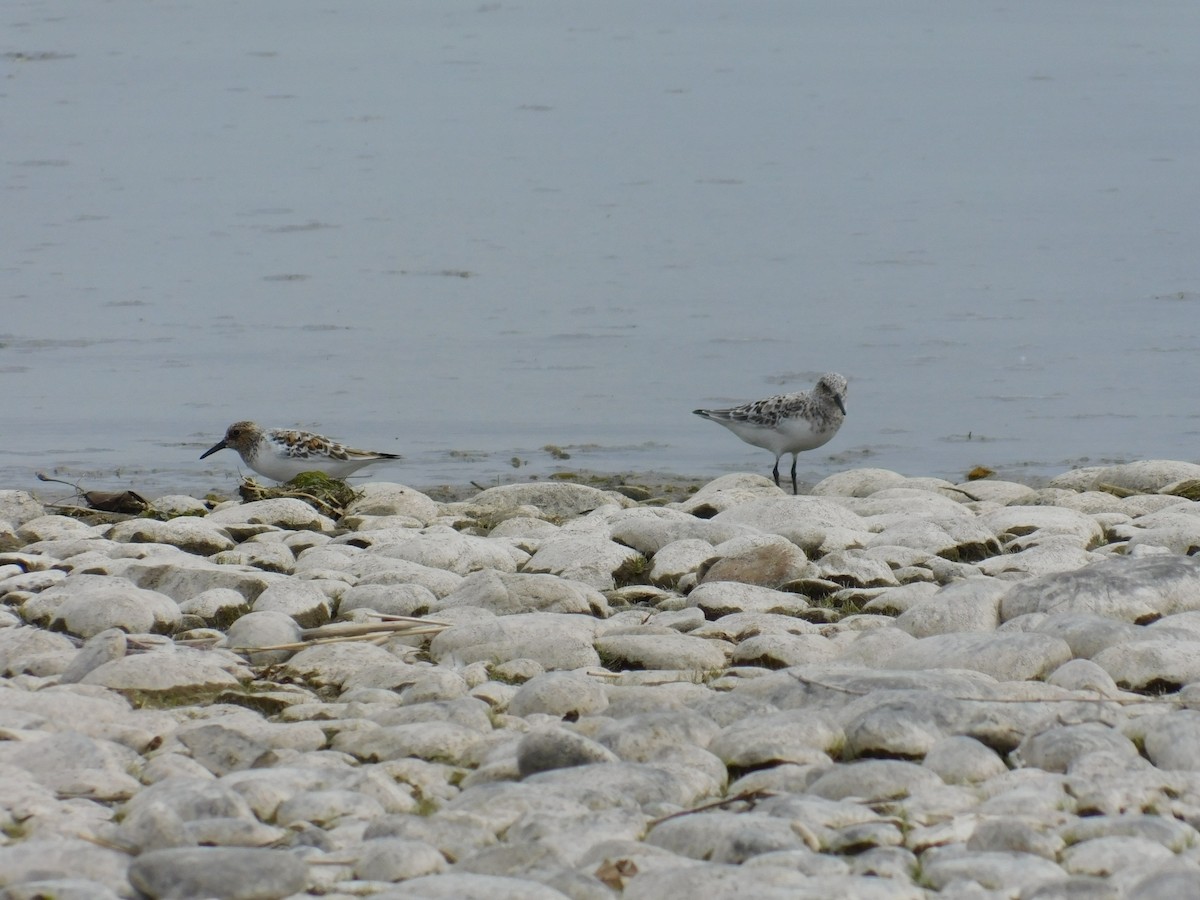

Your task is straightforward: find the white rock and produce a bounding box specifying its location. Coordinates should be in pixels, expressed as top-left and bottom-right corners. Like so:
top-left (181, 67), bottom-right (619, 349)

top-left (893, 577), bottom-right (1007, 637)
top-left (0, 731), bottom-right (142, 801)
top-left (345, 482), bottom-right (439, 522)
top-left (708, 709), bottom-right (841, 768)
top-left (22, 574), bottom-right (180, 637)
top-left (1141, 710), bottom-right (1200, 770)
top-left (1061, 835), bottom-right (1175, 877)
top-left (1032, 613), bottom-right (1141, 659)
top-left (711, 496), bottom-right (867, 554)
top-left (178, 588), bottom-right (251, 628)
top-left (687, 581), bottom-right (809, 618)
top-left (337, 582), bottom-right (437, 617)
top-left (807, 759), bottom-right (944, 802)
top-left (527, 751), bottom-right (725, 810)
top-left (107, 517), bottom-right (235, 555)
top-left (1013, 722), bottom-right (1141, 772)
top-left (281, 641), bottom-right (420, 691)
top-left (114, 555), bottom-right (287, 603)
top-left (864, 518), bottom-right (986, 561)
top-left (812, 468), bottom-right (910, 497)
top-left (1045, 658), bottom-right (1121, 695)
top-left (923, 736), bottom-right (1008, 784)
top-left (81, 649), bottom-right (245, 696)
top-left (850, 488), bottom-right (972, 521)
top-left (369, 525), bottom-right (526, 574)
top-left (223, 610), bottom-right (304, 665)
top-left (0, 491), bottom-right (46, 527)
top-left (329, 553), bottom-right (464, 597)
top-left (0, 625), bottom-right (78, 677)
top-left (127, 847), bottom-right (307, 900)
top-left (648, 810), bottom-right (812, 862)
top-left (468, 482), bottom-right (634, 521)
top-left (732, 633), bottom-right (839, 668)
top-left (1090, 459), bottom-right (1200, 493)
top-left (333, 722), bottom-right (491, 766)
top-left (1116, 509), bottom-right (1200, 556)
top-left (487, 515), bottom-right (562, 543)
top-left (918, 847), bottom-right (1066, 892)
top-left (151, 495), bottom-right (210, 517)
top-left (883, 632), bottom-right (1072, 681)
top-left (982, 505), bottom-right (1105, 548)
top-left (649, 539), bottom-right (717, 587)
top-left (676, 473), bottom-right (783, 517)
top-left (206, 498), bottom-right (337, 531)
top-left (980, 538), bottom-right (1100, 577)
top-left (595, 632), bottom-right (730, 672)
top-left (0, 839), bottom-right (130, 897)
top-left (957, 480), bottom-right (1039, 505)
top-left (210, 541), bottom-right (295, 574)
top-left (1000, 555), bottom-right (1200, 622)
top-left (698, 535), bottom-right (810, 591)
top-left (523, 532), bottom-right (645, 591)
top-left (15, 515), bottom-right (102, 543)
top-left (434, 569), bottom-right (608, 616)
top-left (508, 672), bottom-right (609, 718)
top-left (394, 872), bottom-right (575, 900)
top-left (59, 628), bottom-right (127, 684)
top-left (250, 579), bottom-right (333, 628)
top-left (354, 837), bottom-right (447, 881)
top-left (274, 788), bottom-right (386, 826)
top-left (516, 728), bottom-right (621, 776)
top-left (430, 612), bottom-right (603, 670)
top-left (691, 612), bottom-right (819, 643)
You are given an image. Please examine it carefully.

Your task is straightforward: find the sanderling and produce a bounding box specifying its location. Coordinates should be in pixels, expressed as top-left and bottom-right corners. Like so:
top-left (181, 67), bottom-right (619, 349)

top-left (694, 372), bottom-right (848, 494)
top-left (200, 421), bottom-right (400, 482)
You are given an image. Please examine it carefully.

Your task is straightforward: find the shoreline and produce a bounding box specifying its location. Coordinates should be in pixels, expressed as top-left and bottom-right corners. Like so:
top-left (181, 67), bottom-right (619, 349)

top-left (22, 461), bottom-right (1074, 511)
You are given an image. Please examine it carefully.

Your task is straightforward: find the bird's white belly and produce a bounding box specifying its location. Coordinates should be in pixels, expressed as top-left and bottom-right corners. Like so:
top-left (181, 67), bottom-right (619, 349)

top-left (721, 416), bottom-right (835, 456)
top-left (250, 450), bottom-right (371, 482)
top-left (251, 454), bottom-right (322, 482)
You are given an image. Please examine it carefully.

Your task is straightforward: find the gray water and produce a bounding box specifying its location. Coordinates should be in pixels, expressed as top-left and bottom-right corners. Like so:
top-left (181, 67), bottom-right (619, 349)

top-left (5, 1), bottom-right (1200, 498)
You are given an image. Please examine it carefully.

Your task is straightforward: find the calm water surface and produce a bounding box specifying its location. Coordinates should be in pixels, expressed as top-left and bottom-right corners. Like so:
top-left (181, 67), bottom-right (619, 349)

top-left (4, 2), bottom-right (1199, 498)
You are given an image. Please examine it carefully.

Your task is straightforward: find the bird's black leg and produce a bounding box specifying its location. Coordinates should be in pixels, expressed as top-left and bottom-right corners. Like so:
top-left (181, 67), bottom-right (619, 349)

top-left (771, 458), bottom-right (781, 488)
top-left (790, 455), bottom-right (799, 495)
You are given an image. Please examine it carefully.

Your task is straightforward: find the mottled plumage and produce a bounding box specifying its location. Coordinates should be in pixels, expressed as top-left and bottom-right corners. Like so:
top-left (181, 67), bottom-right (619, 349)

top-left (694, 372), bottom-right (848, 494)
top-left (200, 420), bottom-right (400, 482)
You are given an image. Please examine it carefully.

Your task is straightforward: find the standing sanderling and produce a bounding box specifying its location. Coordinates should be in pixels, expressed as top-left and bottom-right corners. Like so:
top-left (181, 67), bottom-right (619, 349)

top-left (693, 372), bottom-right (848, 494)
top-left (200, 421), bottom-right (400, 482)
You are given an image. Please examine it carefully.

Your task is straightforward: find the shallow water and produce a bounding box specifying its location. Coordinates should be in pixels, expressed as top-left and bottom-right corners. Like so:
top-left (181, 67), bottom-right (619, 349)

top-left (4, 1), bottom-right (1199, 497)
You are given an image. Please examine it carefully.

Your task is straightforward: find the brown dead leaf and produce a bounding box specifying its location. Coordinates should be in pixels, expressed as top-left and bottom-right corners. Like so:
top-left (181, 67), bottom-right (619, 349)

top-left (594, 858), bottom-right (638, 890)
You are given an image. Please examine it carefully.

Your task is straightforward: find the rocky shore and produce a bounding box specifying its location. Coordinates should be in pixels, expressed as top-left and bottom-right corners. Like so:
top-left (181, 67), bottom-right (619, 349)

top-left (4, 460), bottom-right (1200, 899)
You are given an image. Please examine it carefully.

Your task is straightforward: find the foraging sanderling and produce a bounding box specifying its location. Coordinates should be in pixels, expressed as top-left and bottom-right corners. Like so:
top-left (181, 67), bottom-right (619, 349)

top-left (693, 372), bottom-right (848, 494)
top-left (200, 421), bottom-right (400, 482)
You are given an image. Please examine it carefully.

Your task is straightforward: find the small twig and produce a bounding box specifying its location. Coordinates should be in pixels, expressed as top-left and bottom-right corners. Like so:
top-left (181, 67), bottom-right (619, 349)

top-left (238, 628), bottom-right (447, 653)
top-left (647, 790), bottom-right (773, 827)
top-left (76, 832), bottom-right (137, 855)
top-left (275, 489), bottom-right (339, 516)
top-left (299, 617), bottom-right (451, 639)
top-left (173, 636), bottom-right (225, 648)
top-left (785, 671), bottom-right (1180, 707)
top-left (36, 472), bottom-right (83, 490)
top-left (233, 617), bottom-right (450, 654)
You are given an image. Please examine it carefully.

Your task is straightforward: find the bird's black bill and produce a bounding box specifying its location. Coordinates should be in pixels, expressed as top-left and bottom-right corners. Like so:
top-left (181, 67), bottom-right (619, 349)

top-left (835, 396), bottom-right (847, 415)
top-left (199, 440), bottom-right (227, 460)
